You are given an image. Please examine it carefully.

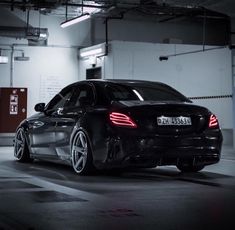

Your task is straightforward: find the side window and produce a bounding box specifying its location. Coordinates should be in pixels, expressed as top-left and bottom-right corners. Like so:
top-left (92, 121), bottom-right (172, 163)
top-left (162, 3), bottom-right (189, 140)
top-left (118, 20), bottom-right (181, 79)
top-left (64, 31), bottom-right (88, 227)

top-left (45, 87), bottom-right (74, 113)
top-left (69, 84), bottom-right (95, 107)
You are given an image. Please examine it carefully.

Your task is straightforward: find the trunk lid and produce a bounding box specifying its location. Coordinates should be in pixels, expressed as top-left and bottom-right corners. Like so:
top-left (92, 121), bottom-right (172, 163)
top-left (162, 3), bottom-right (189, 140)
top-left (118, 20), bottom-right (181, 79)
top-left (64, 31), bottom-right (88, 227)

top-left (111, 100), bottom-right (210, 134)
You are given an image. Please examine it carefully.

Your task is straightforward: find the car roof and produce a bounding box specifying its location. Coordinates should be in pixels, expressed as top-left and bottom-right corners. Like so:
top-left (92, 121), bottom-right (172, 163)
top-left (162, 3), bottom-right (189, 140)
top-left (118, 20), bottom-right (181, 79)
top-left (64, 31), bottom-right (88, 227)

top-left (78, 79), bottom-right (168, 87)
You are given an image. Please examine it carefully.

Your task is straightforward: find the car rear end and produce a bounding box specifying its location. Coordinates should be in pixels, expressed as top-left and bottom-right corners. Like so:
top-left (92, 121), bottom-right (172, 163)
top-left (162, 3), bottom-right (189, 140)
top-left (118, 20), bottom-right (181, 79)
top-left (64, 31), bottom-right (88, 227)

top-left (102, 81), bottom-right (223, 170)
top-left (108, 102), bottom-right (222, 168)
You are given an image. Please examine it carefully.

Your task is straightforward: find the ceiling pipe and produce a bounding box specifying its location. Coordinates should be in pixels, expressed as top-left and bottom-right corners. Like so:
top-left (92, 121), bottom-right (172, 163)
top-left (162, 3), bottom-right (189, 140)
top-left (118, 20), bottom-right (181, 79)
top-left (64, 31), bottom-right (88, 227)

top-left (0, 1), bottom-right (229, 22)
top-left (159, 46), bottom-right (227, 61)
top-left (158, 6), bottom-right (229, 61)
top-left (0, 0), bottom-right (60, 9)
top-left (105, 13), bottom-right (124, 55)
top-left (0, 44), bottom-right (28, 87)
top-left (10, 45), bottom-right (14, 87)
top-left (0, 26), bottom-right (48, 40)
top-left (202, 7), bottom-right (206, 51)
top-left (10, 45), bottom-right (28, 87)
top-left (61, 2), bottom-right (112, 9)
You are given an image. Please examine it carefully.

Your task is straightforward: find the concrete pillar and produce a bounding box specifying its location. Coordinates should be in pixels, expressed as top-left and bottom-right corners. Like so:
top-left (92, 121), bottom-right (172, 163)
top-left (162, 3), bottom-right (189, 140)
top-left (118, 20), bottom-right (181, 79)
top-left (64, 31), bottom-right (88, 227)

top-left (232, 51), bottom-right (235, 149)
top-left (231, 18), bottom-right (235, 149)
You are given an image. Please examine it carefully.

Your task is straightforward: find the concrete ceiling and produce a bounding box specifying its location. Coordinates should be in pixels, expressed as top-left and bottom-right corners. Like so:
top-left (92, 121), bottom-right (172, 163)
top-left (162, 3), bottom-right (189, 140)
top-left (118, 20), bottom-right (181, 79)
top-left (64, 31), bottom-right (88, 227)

top-left (0, 1), bottom-right (232, 46)
top-left (157, 0), bottom-right (235, 17)
top-left (0, 0), bottom-right (234, 17)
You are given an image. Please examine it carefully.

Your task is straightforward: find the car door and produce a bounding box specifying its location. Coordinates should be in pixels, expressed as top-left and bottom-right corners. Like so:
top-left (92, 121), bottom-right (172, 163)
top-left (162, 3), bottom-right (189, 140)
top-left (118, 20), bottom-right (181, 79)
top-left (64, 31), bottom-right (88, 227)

top-left (53, 83), bottom-right (96, 162)
top-left (28, 85), bottom-right (75, 158)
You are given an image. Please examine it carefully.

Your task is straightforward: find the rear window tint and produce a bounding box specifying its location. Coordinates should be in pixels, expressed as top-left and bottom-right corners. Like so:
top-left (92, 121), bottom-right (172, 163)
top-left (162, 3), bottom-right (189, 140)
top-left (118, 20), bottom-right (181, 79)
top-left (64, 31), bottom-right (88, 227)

top-left (105, 82), bottom-right (189, 102)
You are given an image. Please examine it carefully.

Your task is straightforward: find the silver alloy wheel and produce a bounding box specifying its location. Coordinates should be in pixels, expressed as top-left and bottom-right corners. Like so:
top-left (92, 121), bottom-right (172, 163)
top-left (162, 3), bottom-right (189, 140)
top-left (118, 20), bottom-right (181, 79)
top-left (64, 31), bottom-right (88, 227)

top-left (71, 131), bottom-right (88, 174)
top-left (14, 128), bottom-right (26, 160)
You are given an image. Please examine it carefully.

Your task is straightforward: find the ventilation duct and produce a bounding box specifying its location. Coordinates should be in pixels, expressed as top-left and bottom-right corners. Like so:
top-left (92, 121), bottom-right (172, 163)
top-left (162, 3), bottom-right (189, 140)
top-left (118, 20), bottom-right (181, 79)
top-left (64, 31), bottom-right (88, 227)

top-left (0, 26), bottom-right (48, 41)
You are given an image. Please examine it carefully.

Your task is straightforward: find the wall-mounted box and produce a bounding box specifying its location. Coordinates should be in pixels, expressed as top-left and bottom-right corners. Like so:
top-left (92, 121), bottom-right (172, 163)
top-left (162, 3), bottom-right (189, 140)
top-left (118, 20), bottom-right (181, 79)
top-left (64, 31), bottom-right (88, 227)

top-left (0, 87), bottom-right (27, 133)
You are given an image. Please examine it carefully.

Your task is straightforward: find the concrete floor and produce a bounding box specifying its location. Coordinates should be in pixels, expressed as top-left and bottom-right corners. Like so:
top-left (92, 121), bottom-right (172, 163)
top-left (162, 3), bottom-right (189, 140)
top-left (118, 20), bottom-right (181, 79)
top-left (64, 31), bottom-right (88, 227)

top-left (0, 146), bottom-right (235, 230)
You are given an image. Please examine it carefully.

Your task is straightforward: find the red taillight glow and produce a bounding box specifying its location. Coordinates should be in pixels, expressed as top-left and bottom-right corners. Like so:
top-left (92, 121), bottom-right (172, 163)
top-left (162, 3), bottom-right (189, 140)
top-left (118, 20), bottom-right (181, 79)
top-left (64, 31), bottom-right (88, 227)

top-left (109, 112), bottom-right (137, 128)
top-left (209, 114), bottom-right (219, 128)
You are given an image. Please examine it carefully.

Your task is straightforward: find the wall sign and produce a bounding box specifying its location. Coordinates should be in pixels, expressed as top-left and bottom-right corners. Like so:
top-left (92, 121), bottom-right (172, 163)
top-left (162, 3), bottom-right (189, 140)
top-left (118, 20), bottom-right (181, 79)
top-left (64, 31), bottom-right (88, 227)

top-left (9, 94), bottom-right (18, 115)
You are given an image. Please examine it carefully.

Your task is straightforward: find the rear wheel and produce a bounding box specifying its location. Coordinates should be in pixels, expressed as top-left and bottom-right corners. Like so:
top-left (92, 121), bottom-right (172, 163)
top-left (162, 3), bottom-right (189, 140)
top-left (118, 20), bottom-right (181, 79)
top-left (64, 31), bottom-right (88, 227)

top-left (71, 130), bottom-right (94, 175)
top-left (177, 164), bottom-right (204, 173)
top-left (14, 128), bottom-right (32, 162)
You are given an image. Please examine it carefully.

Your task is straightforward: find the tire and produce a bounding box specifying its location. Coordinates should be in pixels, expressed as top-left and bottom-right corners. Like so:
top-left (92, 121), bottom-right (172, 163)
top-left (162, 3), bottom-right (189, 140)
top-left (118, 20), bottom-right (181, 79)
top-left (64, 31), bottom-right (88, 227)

top-left (177, 164), bottom-right (204, 173)
top-left (71, 130), bottom-right (94, 175)
top-left (14, 128), bottom-right (32, 162)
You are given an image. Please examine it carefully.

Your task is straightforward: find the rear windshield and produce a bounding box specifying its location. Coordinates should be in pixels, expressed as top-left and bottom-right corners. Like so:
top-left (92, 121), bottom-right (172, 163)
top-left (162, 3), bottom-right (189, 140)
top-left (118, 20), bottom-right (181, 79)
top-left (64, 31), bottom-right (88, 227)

top-left (105, 82), bottom-right (190, 102)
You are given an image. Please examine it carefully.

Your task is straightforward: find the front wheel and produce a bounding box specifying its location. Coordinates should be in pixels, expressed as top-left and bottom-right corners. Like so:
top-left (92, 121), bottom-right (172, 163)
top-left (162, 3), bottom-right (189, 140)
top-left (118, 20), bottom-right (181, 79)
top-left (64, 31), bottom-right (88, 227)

top-left (177, 164), bottom-right (204, 173)
top-left (14, 128), bottom-right (32, 162)
top-left (71, 130), bottom-right (94, 175)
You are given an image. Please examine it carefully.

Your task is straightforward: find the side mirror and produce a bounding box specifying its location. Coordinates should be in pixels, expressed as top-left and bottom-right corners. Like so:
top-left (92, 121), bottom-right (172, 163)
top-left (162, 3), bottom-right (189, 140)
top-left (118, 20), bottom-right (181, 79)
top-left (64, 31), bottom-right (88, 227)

top-left (34, 103), bottom-right (45, 112)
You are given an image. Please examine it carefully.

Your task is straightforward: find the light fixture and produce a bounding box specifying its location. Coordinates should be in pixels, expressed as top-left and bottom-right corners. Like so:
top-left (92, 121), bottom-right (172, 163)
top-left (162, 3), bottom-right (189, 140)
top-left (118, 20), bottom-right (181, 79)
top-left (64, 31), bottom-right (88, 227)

top-left (60, 13), bottom-right (90, 28)
top-left (0, 49), bottom-right (8, 64)
top-left (14, 52), bottom-right (30, 61)
top-left (82, 6), bottom-right (101, 14)
top-left (80, 48), bottom-right (103, 58)
top-left (159, 56), bottom-right (168, 61)
top-left (79, 43), bottom-right (107, 58)
top-left (39, 32), bottom-right (48, 39)
top-left (0, 56), bottom-right (8, 64)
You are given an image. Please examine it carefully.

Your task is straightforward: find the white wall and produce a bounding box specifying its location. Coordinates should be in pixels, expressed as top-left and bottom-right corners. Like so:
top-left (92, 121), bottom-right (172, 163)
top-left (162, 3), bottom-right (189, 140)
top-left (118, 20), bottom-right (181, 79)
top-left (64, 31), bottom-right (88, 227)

top-left (0, 7), bottom-right (233, 131)
top-left (0, 8), bottom-right (86, 117)
top-left (0, 46), bottom-right (79, 117)
top-left (79, 41), bottom-right (232, 129)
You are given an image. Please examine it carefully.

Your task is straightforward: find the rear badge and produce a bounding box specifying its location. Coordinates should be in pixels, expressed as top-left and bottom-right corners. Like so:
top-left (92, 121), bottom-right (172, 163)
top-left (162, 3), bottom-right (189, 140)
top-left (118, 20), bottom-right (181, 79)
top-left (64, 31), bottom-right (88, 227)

top-left (157, 116), bottom-right (192, 126)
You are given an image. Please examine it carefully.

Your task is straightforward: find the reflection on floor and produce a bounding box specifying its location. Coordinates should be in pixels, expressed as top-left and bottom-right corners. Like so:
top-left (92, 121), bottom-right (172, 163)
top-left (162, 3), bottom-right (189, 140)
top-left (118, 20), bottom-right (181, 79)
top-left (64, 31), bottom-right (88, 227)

top-left (0, 146), bottom-right (234, 230)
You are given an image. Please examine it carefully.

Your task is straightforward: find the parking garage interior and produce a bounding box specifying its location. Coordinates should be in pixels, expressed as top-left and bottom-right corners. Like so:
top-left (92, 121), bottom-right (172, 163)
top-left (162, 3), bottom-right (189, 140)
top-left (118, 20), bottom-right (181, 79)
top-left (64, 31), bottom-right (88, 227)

top-left (0, 0), bottom-right (235, 229)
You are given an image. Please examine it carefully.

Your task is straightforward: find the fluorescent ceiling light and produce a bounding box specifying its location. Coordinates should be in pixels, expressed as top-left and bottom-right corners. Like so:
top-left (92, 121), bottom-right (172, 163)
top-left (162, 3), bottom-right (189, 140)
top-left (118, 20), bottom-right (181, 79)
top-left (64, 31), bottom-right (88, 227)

top-left (80, 48), bottom-right (103, 58)
top-left (60, 13), bottom-right (90, 28)
top-left (83, 7), bottom-right (100, 14)
top-left (0, 56), bottom-right (8, 64)
top-left (79, 43), bottom-right (107, 58)
top-left (39, 33), bottom-right (48, 39)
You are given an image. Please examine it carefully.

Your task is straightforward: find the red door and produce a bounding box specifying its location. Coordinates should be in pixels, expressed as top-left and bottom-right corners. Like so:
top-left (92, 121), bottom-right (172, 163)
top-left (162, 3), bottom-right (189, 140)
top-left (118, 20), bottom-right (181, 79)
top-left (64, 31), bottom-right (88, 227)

top-left (0, 88), bottom-right (27, 133)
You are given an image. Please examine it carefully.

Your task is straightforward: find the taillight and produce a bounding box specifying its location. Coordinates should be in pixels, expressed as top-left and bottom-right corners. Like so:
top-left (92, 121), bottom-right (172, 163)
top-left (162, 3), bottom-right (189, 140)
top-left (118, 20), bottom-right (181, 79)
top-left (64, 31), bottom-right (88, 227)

top-left (209, 114), bottom-right (219, 128)
top-left (109, 112), bottom-right (137, 128)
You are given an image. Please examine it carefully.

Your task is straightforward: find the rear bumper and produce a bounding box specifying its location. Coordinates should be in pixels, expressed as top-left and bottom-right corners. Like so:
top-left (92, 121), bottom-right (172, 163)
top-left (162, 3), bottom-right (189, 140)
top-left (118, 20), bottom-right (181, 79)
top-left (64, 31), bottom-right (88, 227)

top-left (125, 146), bottom-right (221, 167)
top-left (99, 129), bottom-right (223, 169)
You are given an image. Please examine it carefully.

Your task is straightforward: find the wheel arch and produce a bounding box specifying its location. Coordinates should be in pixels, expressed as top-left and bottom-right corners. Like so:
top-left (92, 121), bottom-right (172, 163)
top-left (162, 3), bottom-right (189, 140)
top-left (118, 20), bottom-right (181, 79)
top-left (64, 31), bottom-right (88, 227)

top-left (70, 126), bottom-right (94, 156)
top-left (70, 112), bottom-right (110, 168)
top-left (15, 120), bottom-right (31, 154)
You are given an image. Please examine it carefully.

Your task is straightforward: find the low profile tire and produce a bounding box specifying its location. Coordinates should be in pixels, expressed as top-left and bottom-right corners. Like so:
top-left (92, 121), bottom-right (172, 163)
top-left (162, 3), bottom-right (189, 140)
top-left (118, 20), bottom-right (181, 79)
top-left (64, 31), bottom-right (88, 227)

top-left (14, 128), bottom-right (32, 162)
top-left (177, 164), bottom-right (204, 173)
top-left (71, 130), bottom-right (94, 175)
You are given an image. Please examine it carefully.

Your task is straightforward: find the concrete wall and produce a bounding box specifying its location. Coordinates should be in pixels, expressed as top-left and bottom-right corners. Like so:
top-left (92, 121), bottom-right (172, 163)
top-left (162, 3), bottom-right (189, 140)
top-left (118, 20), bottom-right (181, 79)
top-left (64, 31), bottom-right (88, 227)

top-left (0, 7), bottom-right (233, 147)
top-left (93, 16), bottom-right (229, 46)
top-left (79, 41), bottom-right (232, 133)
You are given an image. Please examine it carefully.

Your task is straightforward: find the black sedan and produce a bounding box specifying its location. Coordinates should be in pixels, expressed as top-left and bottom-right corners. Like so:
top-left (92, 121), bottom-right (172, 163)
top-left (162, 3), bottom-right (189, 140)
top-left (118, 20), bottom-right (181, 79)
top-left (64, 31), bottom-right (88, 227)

top-left (14, 79), bottom-right (223, 175)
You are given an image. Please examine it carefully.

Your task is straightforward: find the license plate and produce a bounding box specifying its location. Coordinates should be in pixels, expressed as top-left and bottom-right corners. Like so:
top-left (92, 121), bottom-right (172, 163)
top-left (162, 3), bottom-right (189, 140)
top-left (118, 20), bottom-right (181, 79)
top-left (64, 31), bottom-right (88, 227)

top-left (157, 116), bottom-right (192, 126)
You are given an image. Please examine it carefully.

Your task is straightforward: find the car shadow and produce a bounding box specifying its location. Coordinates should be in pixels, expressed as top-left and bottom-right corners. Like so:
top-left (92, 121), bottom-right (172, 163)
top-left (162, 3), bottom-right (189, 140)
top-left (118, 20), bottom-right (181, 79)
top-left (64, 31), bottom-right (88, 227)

top-left (2, 158), bottom-right (233, 188)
